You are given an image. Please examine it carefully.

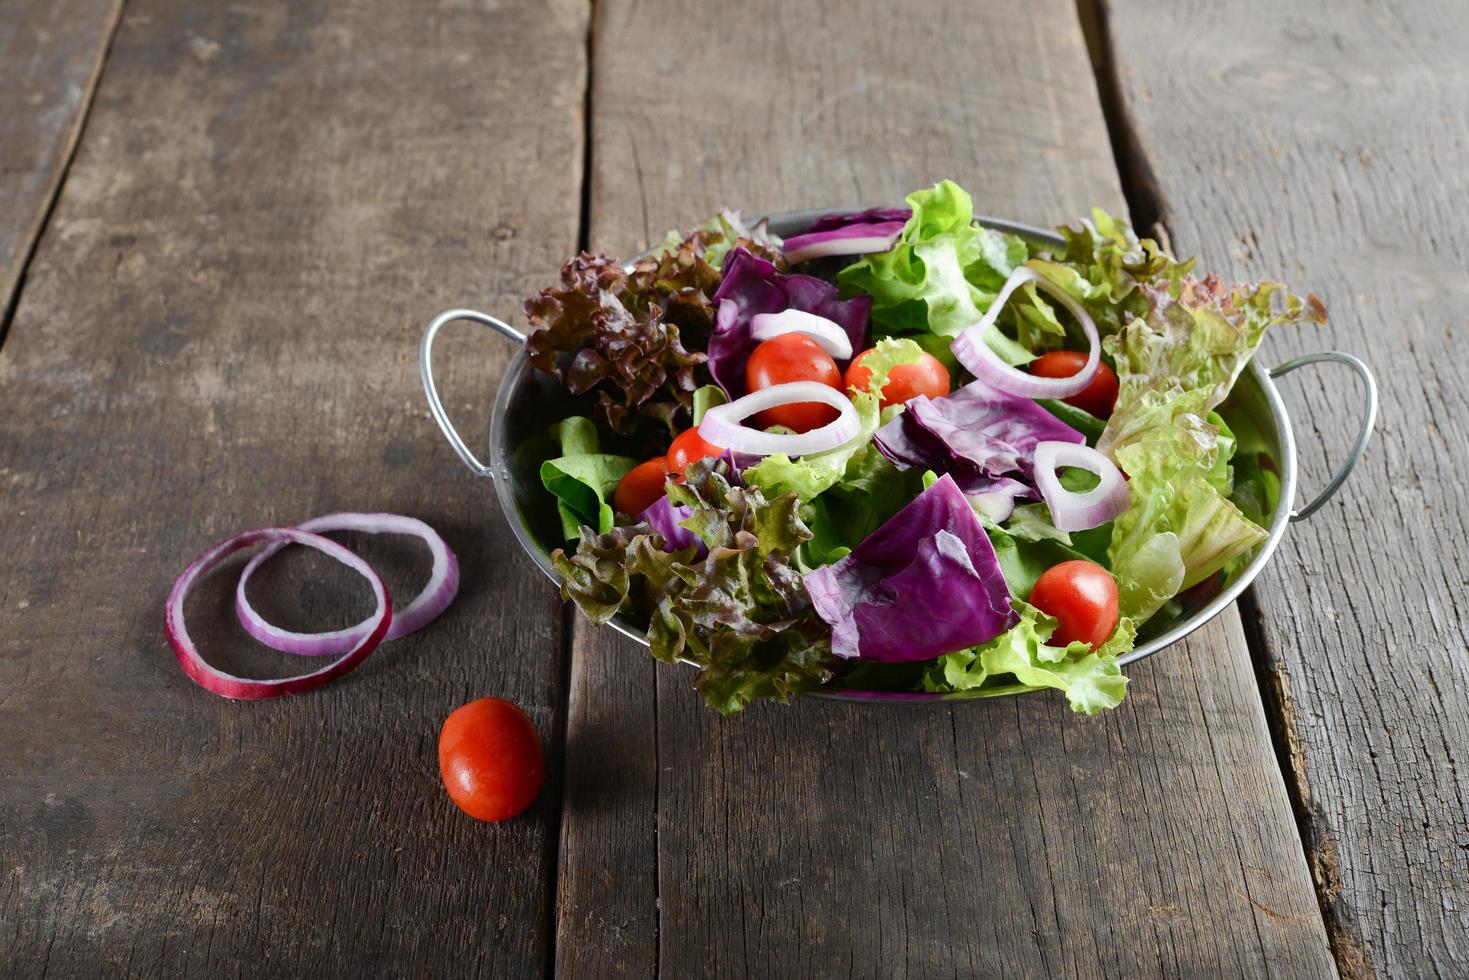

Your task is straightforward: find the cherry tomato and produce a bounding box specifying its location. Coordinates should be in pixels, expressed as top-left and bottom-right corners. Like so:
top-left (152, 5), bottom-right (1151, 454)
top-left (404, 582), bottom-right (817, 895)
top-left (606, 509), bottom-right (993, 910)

top-left (844, 348), bottom-right (951, 408)
top-left (439, 697), bottom-right (544, 822)
top-left (667, 427), bottom-right (723, 477)
top-left (1029, 351), bottom-right (1119, 418)
top-left (613, 457), bottom-right (670, 515)
top-left (1028, 560), bottom-right (1120, 651)
top-left (744, 333), bottom-right (843, 432)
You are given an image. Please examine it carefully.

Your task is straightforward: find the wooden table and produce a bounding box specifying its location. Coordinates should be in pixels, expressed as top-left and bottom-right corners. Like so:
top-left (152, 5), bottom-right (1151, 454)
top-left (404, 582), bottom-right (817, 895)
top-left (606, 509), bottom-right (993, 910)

top-left (1, 0), bottom-right (1463, 975)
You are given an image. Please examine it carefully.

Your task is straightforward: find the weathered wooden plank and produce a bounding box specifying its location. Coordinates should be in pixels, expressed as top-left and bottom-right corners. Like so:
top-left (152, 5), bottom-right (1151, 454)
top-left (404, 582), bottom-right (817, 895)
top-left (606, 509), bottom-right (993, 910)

top-left (0, 0), bottom-right (586, 975)
top-left (1099, 0), bottom-right (1469, 973)
top-left (560, 0), bottom-right (1337, 975)
top-left (0, 0), bottom-right (122, 336)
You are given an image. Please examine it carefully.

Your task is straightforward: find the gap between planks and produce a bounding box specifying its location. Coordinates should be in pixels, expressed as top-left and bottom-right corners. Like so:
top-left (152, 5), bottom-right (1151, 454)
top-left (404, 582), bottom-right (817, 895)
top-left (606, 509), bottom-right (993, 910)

top-left (0, 0), bottom-right (127, 351)
top-left (547, 2), bottom-right (617, 979)
top-left (1075, 0), bottom-right (1351, 974)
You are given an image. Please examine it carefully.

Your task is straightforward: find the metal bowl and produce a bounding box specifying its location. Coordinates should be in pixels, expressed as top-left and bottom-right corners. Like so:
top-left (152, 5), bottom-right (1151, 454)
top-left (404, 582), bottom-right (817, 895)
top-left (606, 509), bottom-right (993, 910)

top-left (420, 209), bottom-right (1377, 703)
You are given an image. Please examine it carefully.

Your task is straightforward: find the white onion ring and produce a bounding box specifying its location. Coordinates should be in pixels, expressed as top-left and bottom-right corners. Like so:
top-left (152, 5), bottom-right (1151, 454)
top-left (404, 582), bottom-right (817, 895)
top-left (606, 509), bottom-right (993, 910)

top-left (166, 527), bottom-right (392, 700)
top-left (950, 266), bottom-right (1101, 398)
top-left (750, 309), bottom-right (854, 360)
top-left (783, 231), bottom-right (903, 264)
top-left (1032, 441), bottom-right (1131, 532)
top-left (235, 512), bottom-right (458, 656)
top-left (698, 381), bottom-right (860, 457)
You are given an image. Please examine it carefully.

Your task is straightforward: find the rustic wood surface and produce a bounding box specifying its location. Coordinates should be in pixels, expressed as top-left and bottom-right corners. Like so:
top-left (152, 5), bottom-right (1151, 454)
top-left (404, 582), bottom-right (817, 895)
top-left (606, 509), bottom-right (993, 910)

top-left (0, 0), bottom-right (586, 975)
top-left (1099, 0), bottom-right (1469, 975)
top-left (561, 0), bottom-right (1334, 976)
top-left (4, 0), bottom-right (1457, 974)
top-left (0, 0), bottom-right (122, 335)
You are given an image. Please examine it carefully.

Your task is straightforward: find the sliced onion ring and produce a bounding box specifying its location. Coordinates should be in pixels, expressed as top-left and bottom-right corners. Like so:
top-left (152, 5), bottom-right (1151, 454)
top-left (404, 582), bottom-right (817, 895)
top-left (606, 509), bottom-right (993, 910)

top-left (698, 381), bottom-right (860, 457)
top-left (750, 309), bottom-right (854, 360)
top-left (951, 266), bottom-right (1101, 399)
top-left (166, 527), bottom-right (392, 700)
top-left (235, 512), bottom-right (459, 656)
top-left (1032, 441), bottom-right (1130, 532)
top-left (783, 220), bottom-right (906, 264)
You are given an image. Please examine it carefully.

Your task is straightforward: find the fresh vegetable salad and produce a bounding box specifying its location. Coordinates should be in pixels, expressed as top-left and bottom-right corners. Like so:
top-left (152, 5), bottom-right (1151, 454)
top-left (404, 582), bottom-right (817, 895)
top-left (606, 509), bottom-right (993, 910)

top-left (526, 180), bottom-right (1323, 715)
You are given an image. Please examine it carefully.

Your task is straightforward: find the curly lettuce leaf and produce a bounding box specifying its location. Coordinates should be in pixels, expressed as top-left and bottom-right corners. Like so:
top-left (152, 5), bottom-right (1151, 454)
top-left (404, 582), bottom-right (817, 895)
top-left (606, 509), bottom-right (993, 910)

top-left (925, 600), bottom-right (1133, 715)
top-left (552, 460), bottom-right (837, 714)
top-left (526, 214), bottom-right (785, 434)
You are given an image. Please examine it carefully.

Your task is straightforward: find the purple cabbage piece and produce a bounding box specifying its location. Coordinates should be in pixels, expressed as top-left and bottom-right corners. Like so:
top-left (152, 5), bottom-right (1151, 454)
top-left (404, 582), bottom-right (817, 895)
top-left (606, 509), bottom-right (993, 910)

top-left (707, 248), bottom-right (871, 397)
top-left (807, 207), bottom-right (912, 233)
top-left (717, 447), bottom-right (760, 479)
top-left (803, 474), bottom-right (1017, 662)
top-left (874, 379), bottom-right (1085, 481)
top-left (638, 494), bottom-right (706, 557)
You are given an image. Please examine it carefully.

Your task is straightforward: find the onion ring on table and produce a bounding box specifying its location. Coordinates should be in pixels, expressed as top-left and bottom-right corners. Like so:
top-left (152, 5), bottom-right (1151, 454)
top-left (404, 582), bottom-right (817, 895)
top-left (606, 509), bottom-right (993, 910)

top-left (165, 526), bottom-right (391, 700)
top-left (235, 512), bottom-right (458, 656)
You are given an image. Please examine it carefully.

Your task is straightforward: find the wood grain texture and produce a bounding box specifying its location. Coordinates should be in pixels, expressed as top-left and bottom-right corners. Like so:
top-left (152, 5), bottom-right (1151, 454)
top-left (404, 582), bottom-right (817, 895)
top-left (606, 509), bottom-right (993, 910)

top-left (0, 0), bottom-right (123, 335)
top-left (0, 0), bottom-right (586, 974)
top-left (560, 0), bottom-right (1337, 975)
top-left (1100, 0), bottom-right (1469, 974)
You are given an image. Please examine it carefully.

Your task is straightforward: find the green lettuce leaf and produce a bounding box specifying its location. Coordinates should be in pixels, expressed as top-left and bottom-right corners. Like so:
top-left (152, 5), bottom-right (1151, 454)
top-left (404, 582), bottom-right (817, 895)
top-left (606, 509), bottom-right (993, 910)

top-left (1106, 400), bottom-right (1267, 621)
top-left (539, 417), bottom-right (637, 540)
top-left (837, 180), bottom-right (1033, 363)
top-left (801, 447), bottom-right (926, 567)
top-left (1094, 273), bottom-right (1322, 622)
top-left (1099, 275), bottom-right (1326, 454)
top-left (924, 600), bottom-right (1133, 714)
top-left (552, 460), bottom-right (837, 715)
top-left (691, 384), bottom-right (727, 425)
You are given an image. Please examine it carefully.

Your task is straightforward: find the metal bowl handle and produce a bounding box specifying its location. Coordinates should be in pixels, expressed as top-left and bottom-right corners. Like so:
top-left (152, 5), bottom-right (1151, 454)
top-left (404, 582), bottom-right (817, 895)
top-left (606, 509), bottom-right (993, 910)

top-left (419, 308), bottom-right (526, 478)
top-left (1269, 351), bottom-right (1378, 522)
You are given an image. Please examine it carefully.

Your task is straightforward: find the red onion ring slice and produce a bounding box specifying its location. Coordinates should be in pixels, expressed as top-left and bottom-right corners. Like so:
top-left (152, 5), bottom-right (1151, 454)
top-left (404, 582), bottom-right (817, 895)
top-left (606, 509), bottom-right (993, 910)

top-left (234, 512), bottom-right (458, 657)
top-left (1032, 441), bottom-right (1130, 532)
top-left (950, 266), bottom-right (1101, 399)
top-left (166, 527), bottom-right (392, 700)
top-left (698, 381), bottom-right (860, 458)
top-left (750, 309), bottom-right (854, 360)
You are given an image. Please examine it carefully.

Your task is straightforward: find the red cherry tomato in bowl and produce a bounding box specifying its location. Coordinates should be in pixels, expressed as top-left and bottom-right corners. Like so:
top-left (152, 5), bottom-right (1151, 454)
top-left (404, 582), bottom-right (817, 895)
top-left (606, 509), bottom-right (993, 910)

top-left (745, 333), bottom-right (843, 432)
top-left (844, 348), bottom-right (951, 408)
top-left (667, 427), bottom-right (723, 477)
top-left (613, 456), bottom-right (670, 515)
top-left (439, 697), bottom-right (544, 822)
top-left (1028, 351), bottom-right (1119, 418)
top-left (1028, 560), bottom-right (1120, 651)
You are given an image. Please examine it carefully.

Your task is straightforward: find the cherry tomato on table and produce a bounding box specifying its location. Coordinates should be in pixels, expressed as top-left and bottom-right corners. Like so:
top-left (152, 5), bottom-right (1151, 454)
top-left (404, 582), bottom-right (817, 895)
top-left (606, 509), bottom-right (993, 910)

top-left (844, 348), bottom-right (951, 409)
top-left (1028, 560), bottom-right (1120, 650)
top-left (667, 427), bottom-right (723, 477)
top-left (745, 333), bottom-right (843, 433)
top-left (439, 697), bottom-right (545, 822)
top-left (1029, 351), bottom-right (1119, 418)
top-left (613, 456), bottom-right (670, 515)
